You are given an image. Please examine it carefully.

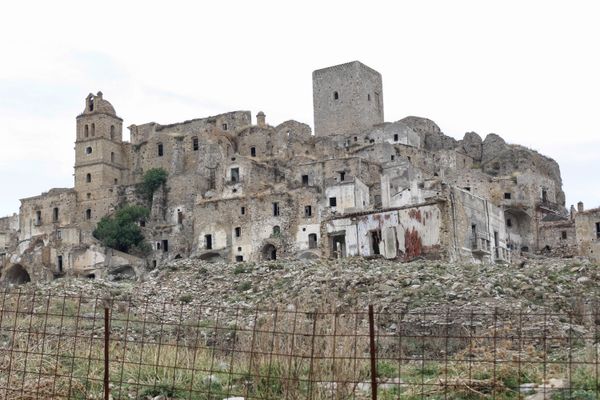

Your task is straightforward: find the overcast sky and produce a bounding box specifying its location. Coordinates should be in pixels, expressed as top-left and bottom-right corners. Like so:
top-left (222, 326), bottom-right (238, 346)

top-left (0, 0), bottom-right (598, 216)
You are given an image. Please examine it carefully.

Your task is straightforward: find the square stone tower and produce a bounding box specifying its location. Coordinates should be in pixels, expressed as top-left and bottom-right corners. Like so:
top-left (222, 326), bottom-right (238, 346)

top-left (313, 61), bottom-right (384, 136)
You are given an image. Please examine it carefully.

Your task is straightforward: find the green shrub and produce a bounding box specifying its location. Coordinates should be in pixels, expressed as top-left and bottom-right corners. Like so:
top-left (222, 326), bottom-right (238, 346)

top-left (93, 205), bottom-right (150, 253)
top-left (179, 294), bottom-right (193, 304)
top-left (139, 167), bottom-right (168, 202)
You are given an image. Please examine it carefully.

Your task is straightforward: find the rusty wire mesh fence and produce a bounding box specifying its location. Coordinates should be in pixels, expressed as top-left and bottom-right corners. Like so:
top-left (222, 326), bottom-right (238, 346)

top-left (0, 289), bottom-right (598, 399)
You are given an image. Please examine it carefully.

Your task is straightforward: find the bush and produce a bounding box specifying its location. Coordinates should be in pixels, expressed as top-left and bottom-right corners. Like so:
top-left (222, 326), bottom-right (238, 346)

top-left (139, 168), bottom-right (168, 202)
top-left (93, 205), bottom-right (150, 254)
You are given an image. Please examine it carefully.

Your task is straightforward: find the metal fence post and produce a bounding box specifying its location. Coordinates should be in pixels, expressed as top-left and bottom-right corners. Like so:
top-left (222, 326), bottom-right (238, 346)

top-left (368, 305), bottom-right (377, 400)
top-left (104, 307), bottom-right (110, 400)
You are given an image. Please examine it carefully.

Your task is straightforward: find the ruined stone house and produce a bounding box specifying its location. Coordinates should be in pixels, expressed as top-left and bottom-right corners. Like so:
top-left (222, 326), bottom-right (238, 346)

top-left (0, 60), bottom-right (594, 284)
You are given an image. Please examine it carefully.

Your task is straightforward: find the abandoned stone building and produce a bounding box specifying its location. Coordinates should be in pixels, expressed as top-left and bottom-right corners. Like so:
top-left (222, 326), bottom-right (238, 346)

top-left (0, 60), bottom-right (597, 284)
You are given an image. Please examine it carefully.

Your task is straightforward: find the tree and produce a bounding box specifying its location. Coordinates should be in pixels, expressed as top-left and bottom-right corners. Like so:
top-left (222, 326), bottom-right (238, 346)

top-left (139, 168), bottom-right (168, 202)
top-left (93, 205), bottom-right (150, 254)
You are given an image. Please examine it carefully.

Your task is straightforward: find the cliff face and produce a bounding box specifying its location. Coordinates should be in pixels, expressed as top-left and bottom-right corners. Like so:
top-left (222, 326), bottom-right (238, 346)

top-left (401, 116), bottom-right (565, 206)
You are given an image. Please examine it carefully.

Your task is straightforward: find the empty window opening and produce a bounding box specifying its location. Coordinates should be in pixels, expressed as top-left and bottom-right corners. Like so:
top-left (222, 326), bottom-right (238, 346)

top-left (193, 137), bottom-right (199, 151)
top-left (86, 193), bottom-right (91, 199)
top-left (205, 234), bottom-right (213, 250)
top-left (237, 247), bottom-right (242, 251)
top-left (542, 189), bottom-right (548, 203)
top-left (333, 91), bottom-right (339, 100)
top-left (506, 218), bottom-right (512, 228)
top-left (596, 222), bottom-right (600, 239)
top-left (157, 143), bottom-right (164, 157)
top-left (152, 260), bottom-right (157, 268)
top-left (57, 255), bottom-right (63, 273)
top-left (114, 178), bottom-right (118, 185)
top-left (110, 125), bottom-right (115, 140)
top-left (222, 123), bottom-right (228, 131)
top-left (89, 97), bottom-right (94, 111)
top-left (177, 210), bottom-right (183, 224)
top-left (57, 230), bottom-right (62, 239)
top-left (272, 226), bottom-right (281, 236)
top-left (471, 224), bottom-right (477, 239)
top-left (241, 206), bottom-right (246, 215)
top-left (339, 171), bottom-right (345, 181)
top-left (235, 255), bottom-right (244, 262)
top-left (91, 123), bottom-right (95, 136)
top-left (235, 227), bottom-right (241, 238)
top-left (35, 210), bottom-right (42, 225)
top-left (393, 134), bottom-right (399, 142)
top-left (208, 168), bottom-right (216, 190)
top-left (262, 244), bottom-right (277, 260)
top-left (354, 136), bottom-right (358, 142)
top-left (231, 167), bottom-right (240, 183)
top-left (162, 240), bottom-right (169, 252)
top-left (463, 187), bottom-right (471, 192)
top-left (494, 231), bottom-right (499, 258)
top-left (391, 155), bottom-right (395, 161)
top-left (272, 202), bottom-right (280, 216)
top-left (367, 94), bottom-right (371, 101)
top-left (156, 242), bottom-right (161, 250)
top-left (250, 147), bottom-right (256, 157)
top-left (139, 219), bottom-right (146, 227)
top-left (408, 156), bottom-right (411, 161)
top-left (85, 146), bottom-right (92, 155)
top-left (308, 233), bottom-right (318, 249)
top-left (53, 207), bottom-right (59, 222)
top-left (84, 125), bottom-right (89, 138)
top-left (85, 209), bottom-right (92, 220)
top-left (504, 192), bottom-right (512, 200)
top-left (302, 175), bottom-right (309, 186)
top-left (329, 197), bottom-right (337, 207)
top-left (561, 231), bottom-right (568, 240)
top-left (304, 205), bottom-right (312, 217)
top-left (110, 152), bottom-right (115, 162)
top-left (331, 234), bottom-right (346, 259)
top-left (370, 230), bottom-right (382, 255)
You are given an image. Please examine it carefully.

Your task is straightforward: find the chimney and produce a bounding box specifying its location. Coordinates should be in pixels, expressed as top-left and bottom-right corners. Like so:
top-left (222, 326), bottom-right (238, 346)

top-left (256, 111), bottom-right (266, 128)
top-left (577, 201), bottom-right (584, 212)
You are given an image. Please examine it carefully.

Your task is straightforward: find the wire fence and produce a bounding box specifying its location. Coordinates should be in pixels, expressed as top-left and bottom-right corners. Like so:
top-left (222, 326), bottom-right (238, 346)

top-left (0, 289), bottom-right (598, 399)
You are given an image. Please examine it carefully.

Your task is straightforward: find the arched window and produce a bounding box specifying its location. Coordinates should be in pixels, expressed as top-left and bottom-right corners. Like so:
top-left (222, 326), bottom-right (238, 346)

top-left (333, 91), bottom-right (339, 100)
top-left (86, 173), bottom-right (91, 183)
top-left (91, 123), bottom-right (95, 136)
top-left (110, 125), bottom-right (115, 140)
top-left (85, 209), bottom-right (92, 220)
top-left (84, 125), bottom-right (89, 138)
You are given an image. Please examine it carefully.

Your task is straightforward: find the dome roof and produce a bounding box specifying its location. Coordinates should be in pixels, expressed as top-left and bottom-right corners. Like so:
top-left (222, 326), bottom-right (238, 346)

top-left (81, 92), bottom-right (117, 116)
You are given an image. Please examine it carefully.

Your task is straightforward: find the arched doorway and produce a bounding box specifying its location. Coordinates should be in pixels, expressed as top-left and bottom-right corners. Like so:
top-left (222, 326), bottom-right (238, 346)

top-left (262, 244), bottom-right (277, 261)
top-left (4, 264), bottom-right (31, 285)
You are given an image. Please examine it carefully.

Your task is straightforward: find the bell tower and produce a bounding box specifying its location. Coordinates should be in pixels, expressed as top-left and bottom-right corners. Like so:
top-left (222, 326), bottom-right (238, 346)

top-left (74, 92), bottom-right (124, 224)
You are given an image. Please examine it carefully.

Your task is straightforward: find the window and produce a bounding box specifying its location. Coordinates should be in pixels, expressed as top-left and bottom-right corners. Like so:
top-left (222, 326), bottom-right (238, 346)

top-left (53, 207), bottom-right (59, 222)
top-left (89, 98), bottom-right (94, 112)
top-left (329, 197), bottom-right (337, 207)
top-left (235, 255), bottom-right (244, 262)
top-left (391, 155), bottom-right (395, 161)
top-left (304, 205), bottom-right (312, 217)
top-left (339, 171), bottom-right (345, 181)
top-left (333, 91), bottom-right (339, 100)
top-left (205, 234), bottom-right (213, 249)
top-left (86, 146), bottom-right (92, 155)
top-left (193, 137), bottom-right (199, 151)
top-left (542, 189), bottom-right (548, 203)
top-left (273, 202), bottom-right (280, 216)
top-left (393, 134), bottom-right (398, 142)
top-left (156, 242), bottom-right (161, 250)
top-left (86, 193), bottom-right (91, 199)
top-left (308, 233), bottom-right (318, 249)
top-left (561, 231), bottom-right (568, 240)
top-left (370, 230), bottom-right (381, 255)
top-left (140, 219), bottom-right (146, 227)
top-left (57, 230), bottom-right (62, 239)
top-left (241, 206), bottom-right (246, 215)
top-left (35, 210), bottom-right (42, 225)
top-left (302, 175), bottom-right (309, 186)
top-left (596, 222), bottom-right (600, 239)
top-left (110, 125), bottom-right (115, 140)
top-left (85, 209), bottom-right (92, 220)
top-left (177, 210), bottom-right (183, 224)
top-left (222, 123), bottom-right (228, 131)
top-left (367, 94), bottom-right (371, 101)
top-left (91, 123), bottom-right (95, 136)
top-left (504, 192), bottom-right (512, 200)
top-left (235, 227), bottom-right (241, 238)
top-left (158, 143), bottom-right (164, 157)
top-left (231, 168), bottom-right (240, 183)
top-left (208, 168), bottom-right (216, 190)
top-left (57, 255), bottom-right (63, 273)
top-left (111, 152), bottom-right (115, 162)
top-left (506, 218), bottom-right (512, 228)
top-left (86, 173), bottom-right (91, 183)
top-left (272, 226), bottom-right (281, 236)
top-left (464, 187), bottom-right (471, 192)
top-left (84, 125), bottom-right (89, 138)
top-left (162, 240), bottom-right (169, 252)
top-left (250, 147), bottom-right (256, 157)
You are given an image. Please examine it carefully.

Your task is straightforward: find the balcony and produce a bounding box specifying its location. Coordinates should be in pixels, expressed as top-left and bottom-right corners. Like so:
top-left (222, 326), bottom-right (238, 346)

top-left (471, 236), bottom-right (491, 255)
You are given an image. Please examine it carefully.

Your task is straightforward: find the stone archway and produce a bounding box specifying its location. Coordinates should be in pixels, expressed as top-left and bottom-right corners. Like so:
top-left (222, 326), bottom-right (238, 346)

top-left (4, 264), bottom-right (31, 285)
top-left (261, 244), bottom-right (277, 261)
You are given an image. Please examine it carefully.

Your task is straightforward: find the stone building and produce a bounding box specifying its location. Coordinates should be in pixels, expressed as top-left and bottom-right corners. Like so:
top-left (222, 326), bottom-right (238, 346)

top-left (0, 60), bottom-right (592, 285)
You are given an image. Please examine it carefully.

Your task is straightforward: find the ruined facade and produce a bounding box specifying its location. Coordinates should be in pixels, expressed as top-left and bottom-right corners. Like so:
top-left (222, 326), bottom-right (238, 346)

top-left (0, 60), bottom-right (595, 284)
